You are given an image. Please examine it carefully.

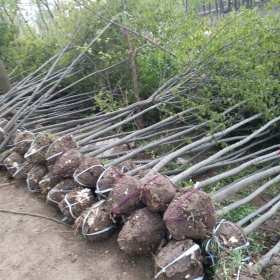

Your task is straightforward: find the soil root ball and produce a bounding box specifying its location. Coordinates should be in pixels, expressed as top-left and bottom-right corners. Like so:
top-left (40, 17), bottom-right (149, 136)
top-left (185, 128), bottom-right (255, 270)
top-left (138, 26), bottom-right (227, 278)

top-left (13, 131), bottom-right (34, 155)
top-left (52, 149), bottom-right (84, 179)
top-left (59, 187), bottom-right (94, 220)
top-left (0, 149), bottom-right (13, 165)
top-left (3, 152), bottom-right (24, 176)
top-left (134, 169), bottom-right (150, 181)
top-left (163, 188), bottom-right (217, 240)
top-left (117, 207), bottom-right (165, 256)
top-left (93, 138), bottom-right (129, 156)
top-left (142, 175), bottom-right (176, 212)
top-left (39, 172), bottom-right (59, 196)
top-left (13, 161), bottom-right (34, 180)
top-left (118, 160), bottom-right (137, 173)
top-left (204, 219), bottom-right (249, 265)
top-left (96, 166), bottom-right (123, 197)
top-left (27, 165), bottom-right (48, 192)
top-left (155, 239), bottom-right (204, 280)
top-left (7, 130), bottom-right (22, 147)
top-left (45, 134), bottom-right (77, 165)
top-left (74, 157), bottom-right (104, 187)
top-left (46, 179), bottom-right (76, 208)
top-left (75, 200), bottom-right (115, 241)
top-left (109, 174), bottom-right (144, 216)
top-left (24, 133), bottom-right (54, 164)
top-left (266, 253), bottom-right (280, 280)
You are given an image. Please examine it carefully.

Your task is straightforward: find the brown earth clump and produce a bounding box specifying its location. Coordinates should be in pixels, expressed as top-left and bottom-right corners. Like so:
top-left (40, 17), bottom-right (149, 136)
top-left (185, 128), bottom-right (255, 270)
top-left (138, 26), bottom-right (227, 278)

top-left (13, 131), bottom-right (34, 155)
top-left (155, 239), bottom-right (204, 280)
top-left (118, 160), bottom-right (137, 173)
top-left (45, 134), bottom-right (77, 165)
top-left (46, 179), bottom-right (76, 208)
top-left (163, 188), bottom-right (217, 240)
top-left (133, 169), bottom-right (150, 181)
top-left (27, 165), bottom-right (48, 192)
top-left (3, 152), bottom-right (24, 176)
top-left (52, 149), bottom-right (84, 179)
top-left (13, 161), bottom-right (34, 180)
top-left (96, 166), bottom-right (123, 197)
top-left (0, 149), bottom-right (13, 165)
top-left (24, 134), bottom-right (54, 164)
top-left (58, 187), bottom-right (94, 220)
top-left (75, 200), bottom-right (115, 241)
top-left (108, 174), bottom-right (143, 216)
top-left (117, 207), bottom-right (165, 256)
top-left (39, 172), bottom-right (59, 196)
top-left (265, 253), bottom-right (280, 280)
top-left (142, 175), bottom-right (176, 212)
top-left (74, 157), bottom-right (104, 187)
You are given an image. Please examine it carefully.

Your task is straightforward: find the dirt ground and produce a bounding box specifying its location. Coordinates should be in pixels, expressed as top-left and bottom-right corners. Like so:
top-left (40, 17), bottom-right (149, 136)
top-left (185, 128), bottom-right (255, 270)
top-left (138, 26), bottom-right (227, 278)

top-left (0, 169), bottom-right (154, 280)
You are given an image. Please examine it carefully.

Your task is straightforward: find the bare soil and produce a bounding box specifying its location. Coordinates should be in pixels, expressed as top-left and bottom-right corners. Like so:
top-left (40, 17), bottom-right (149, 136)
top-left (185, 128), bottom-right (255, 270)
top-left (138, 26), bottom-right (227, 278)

top-left (0, 169), bottom-right (154, 280)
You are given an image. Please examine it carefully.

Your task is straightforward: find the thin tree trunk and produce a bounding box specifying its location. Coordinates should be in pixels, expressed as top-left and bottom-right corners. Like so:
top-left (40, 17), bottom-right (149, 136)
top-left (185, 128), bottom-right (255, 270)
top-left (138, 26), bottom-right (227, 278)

top-left (0, 59), bottom-right (12, 95)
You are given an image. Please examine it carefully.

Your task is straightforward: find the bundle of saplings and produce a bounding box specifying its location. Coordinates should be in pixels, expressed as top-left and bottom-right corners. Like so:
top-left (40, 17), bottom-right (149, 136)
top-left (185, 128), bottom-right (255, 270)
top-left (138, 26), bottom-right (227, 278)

top-left (204, 219), bottom-right (249, 264)
top-left (24, 133), bottom-right (54, 164)
top-left (73, 157), bottom-right (104, 187)
top-left (155, 239), bottom-right (204, 280)
top-left (75, 200), bottom-right (115, 241)
top-left (142, 175), bottom-right (177, 212)
top-left (58, 187), bottom-right (94, 220)
top-left (26, 165), bottom-right (48, 192)
top-left (96, 166), bottom-right (123, 197)
top-left (39, 172), bottom-right (59, 195)
top-left (118, 160), bottom-right (137, 173)
top-left (0, 118), bottom-right (9, 128)
top-left (3, 152), bottom-right (24, 176)
top-left (13, 161), bottom-right (34, 180)
top-left (13, 131), bottom-right (34, 155)
top-left (52, 149), bottom-right (84, 178)
top-left (117, 207), bottom-right (165, 256)
top-left (45, 134), bottom-right (77, 165)
top-left (46, 179), bottom-right (76, 208)
top-left (214, 252), bottom-right (264, 280)
top-left (163, 188), bottom-right (217, 240)
top-left (108, 174), bottom-right (143, 216)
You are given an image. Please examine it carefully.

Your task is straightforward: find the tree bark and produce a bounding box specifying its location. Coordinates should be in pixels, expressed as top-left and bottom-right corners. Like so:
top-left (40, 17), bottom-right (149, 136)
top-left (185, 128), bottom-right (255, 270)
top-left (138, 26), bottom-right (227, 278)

top-left (0, 59), bottom-right (12, 95)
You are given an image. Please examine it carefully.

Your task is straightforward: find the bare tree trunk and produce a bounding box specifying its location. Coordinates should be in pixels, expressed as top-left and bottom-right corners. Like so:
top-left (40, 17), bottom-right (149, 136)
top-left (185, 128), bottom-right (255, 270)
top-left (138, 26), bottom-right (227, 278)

top-left (0, 59), bottom-right (12, 95)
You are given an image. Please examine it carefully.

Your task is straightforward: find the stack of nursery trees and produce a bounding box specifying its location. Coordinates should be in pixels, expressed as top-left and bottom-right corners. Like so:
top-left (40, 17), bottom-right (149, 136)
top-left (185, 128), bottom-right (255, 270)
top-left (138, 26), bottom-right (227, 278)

top-left (1, 0), bottom-right (280, 279)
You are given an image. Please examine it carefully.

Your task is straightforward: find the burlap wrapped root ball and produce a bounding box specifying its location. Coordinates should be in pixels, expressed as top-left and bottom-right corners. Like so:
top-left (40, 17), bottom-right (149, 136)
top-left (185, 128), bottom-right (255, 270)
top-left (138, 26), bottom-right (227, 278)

top-left (59, 187), bottom-right (94, 220)
top-left (109, 174), bottom-right (144, 216)
top-left (39, 172), bottom-right (59, 196)
top-left (75, 200), bottom-right (115, 241)
top-left (96, 166), bottom-right (123, 197)
top-left (142, 175), bottom-right (177, 212)
top-left (27, 165), bottom-right (48, 192)
top-left (3, 152), bottom-right (24, 177)
top-left (117, 207), bottom-right (165, 256)
top-left (205, 219), bottom-right (249, 263)
top-left (52, 149), bottom-right (84, 179)
top-left (13, 131), bottom-right (34, 155)
top-left (155, 239), bottom-right (204, 280)
top-left (163, 188), bottom-right (217, 240)
top-left (45, 134), bottom-right (77, 165)
top-left (24, 133), bottom-right (53, 164)
top-left (46, 179), bottom-right (76, 208)
top-left (74, 157), bottom-right (104, 187)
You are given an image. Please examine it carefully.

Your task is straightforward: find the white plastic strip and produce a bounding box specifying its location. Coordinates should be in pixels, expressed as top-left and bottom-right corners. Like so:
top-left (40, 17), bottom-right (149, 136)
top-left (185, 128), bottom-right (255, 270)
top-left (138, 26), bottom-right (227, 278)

top-left (95, 167), bottom-right (113, 196)
top-left (154, 244), bottom-right (200, 279)
top-left (26, 165), bottom-right (41, 193)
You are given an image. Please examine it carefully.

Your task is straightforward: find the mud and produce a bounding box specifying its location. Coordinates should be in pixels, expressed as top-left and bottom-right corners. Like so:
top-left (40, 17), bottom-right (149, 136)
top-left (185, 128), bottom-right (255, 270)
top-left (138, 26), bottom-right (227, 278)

top-left (142, 175), bottom-right (176, 212)
top-left (155, 239), bottom-right (204, 280)
top-left (26, 164), bottom-right (48, 192)
top-left (109, 174), bottom-right (143, 216)
top-left (52, 149), bottom-right (84, 178)
top-left (46, 179), bottom-right (77, 209)
top-left (58, 187), bottom-right (94, 220)
top-left (13, 131), bottom-right (34, 155)
top-left (163, 188), bottom-right (217, 240)
top-left (75, 200), bottom-right (115, 241)
top-left (45, 134), bottom-right (77, 165)
top-left (74, 157), bottom-right (104, 187)
top-left (117, 207), bottom-right (165, 256)
top-left (24, 134), bottom-right (53, 164)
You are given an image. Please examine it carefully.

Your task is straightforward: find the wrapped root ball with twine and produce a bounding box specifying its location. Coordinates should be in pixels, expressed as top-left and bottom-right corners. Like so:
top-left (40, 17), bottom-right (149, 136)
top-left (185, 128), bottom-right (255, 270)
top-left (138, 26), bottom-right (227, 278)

top-left (39, 171), bottom-right (59, 196)
top-left (75, 200), bottom-right (115, 241)
top-left (13, 131), bottom-right (34, 155)
top-left (163, 188), bottom-right (217, 240)
top-left (155, 239), bottom-right (204, 280)
top-left (117, 207), bottom-right (165, 256)
top-left (27, 164), bottom-right (48, 193)
top-left (141, 175), bottom-right (177, 212)
top-left (108, 174), bottom-right (144, 217)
